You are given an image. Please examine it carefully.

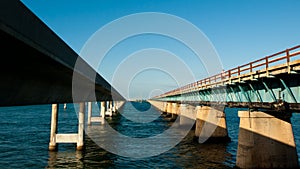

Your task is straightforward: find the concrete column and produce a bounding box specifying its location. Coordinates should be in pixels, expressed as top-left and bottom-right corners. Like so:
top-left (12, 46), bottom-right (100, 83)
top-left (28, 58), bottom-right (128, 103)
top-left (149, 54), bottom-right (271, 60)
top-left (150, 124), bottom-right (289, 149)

top-left (87, 102), bottom-right (92, 125)
top-left (106, 101), bottom-right (109, 110)
top-left (77, 102), bottom-right (85, 150)
top-left (166, 102), bottom-right (173, 117)
top-left (106, 101), bottom-right (113, 117)
top-left (101, 101), bottom-right (106, 118)
top-left (195, 106), bottom-right (229, 143)
top-left (179, 104), bottom-right (195, 126)
top-left (166, 102), bottom-right (170, 113)
top-left (171, 103), bottom-right (179, 121)
top-left (49, 104), bottom-right (58, 151)
top-left (236, 111), bottom-right (298, 168)
top-left (163, 102), bottom-right (168, 113)
top-left (109, 101), bottom-right (113, 111)
top-left (173, 103), bottom-right (180, 114)
top-left (112, 101), bottom-right (116, 112)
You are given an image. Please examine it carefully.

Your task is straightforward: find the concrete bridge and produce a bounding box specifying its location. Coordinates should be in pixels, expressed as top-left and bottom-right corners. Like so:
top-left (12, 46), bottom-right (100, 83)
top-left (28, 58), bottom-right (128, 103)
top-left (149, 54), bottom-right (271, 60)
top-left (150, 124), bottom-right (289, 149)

top-left (149, 45), bottom-right (300, 168)
top-left (0, 0), bottom-right (126, 151)
top-left (1, 0), bottom-right (300, 168)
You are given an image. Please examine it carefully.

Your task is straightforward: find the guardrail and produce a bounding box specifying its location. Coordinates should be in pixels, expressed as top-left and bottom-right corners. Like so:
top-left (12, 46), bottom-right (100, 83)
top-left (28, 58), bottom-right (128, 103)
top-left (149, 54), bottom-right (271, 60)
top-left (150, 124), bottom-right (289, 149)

top-left (155, 45), bottom-right (300, 98)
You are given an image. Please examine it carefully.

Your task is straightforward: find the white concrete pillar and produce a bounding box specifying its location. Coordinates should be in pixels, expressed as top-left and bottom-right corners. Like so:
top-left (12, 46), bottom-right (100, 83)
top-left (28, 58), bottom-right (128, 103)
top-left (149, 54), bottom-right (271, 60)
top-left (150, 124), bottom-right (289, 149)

top-left (106, 101), bottom-right (113, 117)
top-left (106, 101), bottom-right (109, 110)
top-left (195, 106), bottom-right (229, 143)
top-left (49, 104), bottom-right (58, 151)
top-left (77, 102), bottom-right (85, 150)
top-left (236, 111), bottom-right (298, 168)
top-left (87, 102), bottom-right (92, 125)
top-left (115, 101), bottom-right (119, 110)
top-left (101, 101), bottom-right (106, 118)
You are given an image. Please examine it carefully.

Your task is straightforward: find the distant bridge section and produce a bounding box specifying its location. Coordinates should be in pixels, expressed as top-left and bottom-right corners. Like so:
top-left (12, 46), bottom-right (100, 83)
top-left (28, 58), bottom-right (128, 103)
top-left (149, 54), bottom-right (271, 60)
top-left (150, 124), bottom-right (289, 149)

top-left (152, 45), bottom-right (300, 112)
top-left (0, 0), bottom-right (124, 106)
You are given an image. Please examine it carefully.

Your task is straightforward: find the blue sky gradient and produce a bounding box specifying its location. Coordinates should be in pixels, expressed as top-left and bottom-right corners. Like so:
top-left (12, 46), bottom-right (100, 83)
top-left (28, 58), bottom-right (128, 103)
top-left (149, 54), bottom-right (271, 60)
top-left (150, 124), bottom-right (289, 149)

top-left (20, 0), bottom-right (300, 99)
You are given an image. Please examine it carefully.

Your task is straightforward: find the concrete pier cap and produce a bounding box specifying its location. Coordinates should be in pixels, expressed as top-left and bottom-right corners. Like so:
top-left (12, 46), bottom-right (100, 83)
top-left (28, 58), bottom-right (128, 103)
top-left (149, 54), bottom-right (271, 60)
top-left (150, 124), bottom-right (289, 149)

top-left (195, 105), bottom-right (229, 143)
top-left (236, 110), bottom-right (298, 168)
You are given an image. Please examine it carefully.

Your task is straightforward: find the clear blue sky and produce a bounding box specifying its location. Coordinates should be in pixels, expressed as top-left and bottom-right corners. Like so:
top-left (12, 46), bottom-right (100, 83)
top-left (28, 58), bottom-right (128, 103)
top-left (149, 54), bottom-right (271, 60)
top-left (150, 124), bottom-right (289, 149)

top-left (20, 0), bottom-right (300, 99)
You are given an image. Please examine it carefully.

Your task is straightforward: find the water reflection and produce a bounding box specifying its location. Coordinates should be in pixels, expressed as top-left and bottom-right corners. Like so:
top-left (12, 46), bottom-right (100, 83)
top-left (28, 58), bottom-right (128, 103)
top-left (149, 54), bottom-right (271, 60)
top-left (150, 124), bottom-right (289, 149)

top-left (47, 151), bottom-right (83, 169)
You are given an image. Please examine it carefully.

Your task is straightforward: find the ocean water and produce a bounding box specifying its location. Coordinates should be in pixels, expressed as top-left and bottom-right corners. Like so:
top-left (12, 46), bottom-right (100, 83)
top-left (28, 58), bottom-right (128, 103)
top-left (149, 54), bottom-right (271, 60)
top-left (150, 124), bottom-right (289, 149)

top-left (0, 102), bottom-right (299, 168)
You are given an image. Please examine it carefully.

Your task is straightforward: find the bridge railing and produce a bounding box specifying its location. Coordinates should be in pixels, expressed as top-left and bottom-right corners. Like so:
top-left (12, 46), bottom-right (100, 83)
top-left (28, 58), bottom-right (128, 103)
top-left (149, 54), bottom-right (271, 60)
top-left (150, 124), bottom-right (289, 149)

top-left (155, 45), bottom-right (300, 98)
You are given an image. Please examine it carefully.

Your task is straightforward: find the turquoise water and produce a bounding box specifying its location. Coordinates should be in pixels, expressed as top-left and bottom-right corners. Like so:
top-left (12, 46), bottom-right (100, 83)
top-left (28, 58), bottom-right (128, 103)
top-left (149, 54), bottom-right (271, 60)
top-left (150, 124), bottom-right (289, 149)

top-left (0, 102), bottom-right (299, 168)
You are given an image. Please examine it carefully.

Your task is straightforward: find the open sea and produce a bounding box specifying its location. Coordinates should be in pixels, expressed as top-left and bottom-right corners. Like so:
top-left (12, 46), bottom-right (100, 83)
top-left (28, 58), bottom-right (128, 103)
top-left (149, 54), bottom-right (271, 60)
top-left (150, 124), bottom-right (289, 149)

top-left (0, 101), bottom-right (299, 168)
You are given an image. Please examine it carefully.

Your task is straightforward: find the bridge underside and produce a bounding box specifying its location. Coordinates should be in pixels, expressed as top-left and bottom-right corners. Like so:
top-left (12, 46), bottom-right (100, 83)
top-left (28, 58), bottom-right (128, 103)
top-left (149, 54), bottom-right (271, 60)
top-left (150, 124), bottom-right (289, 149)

top-left (0, 0), bottom-right (123, 107)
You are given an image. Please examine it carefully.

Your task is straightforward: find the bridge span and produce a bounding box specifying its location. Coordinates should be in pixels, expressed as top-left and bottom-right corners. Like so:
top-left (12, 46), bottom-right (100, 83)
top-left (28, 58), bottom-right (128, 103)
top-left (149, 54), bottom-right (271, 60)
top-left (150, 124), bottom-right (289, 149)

top-left (0, 0), bottom-right (126, 151)
top-left (149, 45), bottom-right (300, 168)
top-left (1, 0), bottom-right (300, 168)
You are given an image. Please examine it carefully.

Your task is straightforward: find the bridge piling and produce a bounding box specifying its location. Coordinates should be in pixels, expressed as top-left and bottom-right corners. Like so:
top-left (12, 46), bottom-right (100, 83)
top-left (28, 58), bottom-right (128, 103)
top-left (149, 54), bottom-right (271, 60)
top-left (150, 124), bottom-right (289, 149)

top-left (48, 103), bottom-right (86, 151)
top-left (87, 102), bottom-right (92, 125)
top-left (76, 103), bottom-right (85, 150)
top-left (105, 101), bottom-right (113, 117)
top-left (236, 110), bottom-right (298, 168)
top-left (87, 102), bottom-right (105, 124)
top-left (49, 104), bottom-right (58, 151)
top-left (179, 104), bottom-right (196, 126)
top-left (166, 102), bottom-right (173, 117)
top-left (163, 102), bottom-right (168, 114)
top-left (101, 101), bottom-right (106, 118)
top-left (171, 103), bottom-right (179, 121)
top-left (195, 106), bottom-right (229, 143)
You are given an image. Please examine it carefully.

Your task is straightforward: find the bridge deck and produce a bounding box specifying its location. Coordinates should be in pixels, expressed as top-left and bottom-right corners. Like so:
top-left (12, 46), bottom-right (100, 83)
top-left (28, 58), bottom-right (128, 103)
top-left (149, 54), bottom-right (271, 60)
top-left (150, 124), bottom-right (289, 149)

top-left (153, 45), bottom-right (300, 112)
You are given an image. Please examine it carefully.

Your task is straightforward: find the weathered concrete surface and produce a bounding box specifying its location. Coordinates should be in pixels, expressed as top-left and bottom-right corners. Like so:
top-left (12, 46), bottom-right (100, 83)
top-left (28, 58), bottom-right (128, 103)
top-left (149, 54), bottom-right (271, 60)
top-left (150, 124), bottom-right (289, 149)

top-left (0, 0), bottom-right (124, 106)
top-left (236, 111), bottom-right (298, 168)
top-left (195, 106), bottom-right (229, 143)
top-left (179, 104), bottom-right (196, 126)
top-left (147, 100), bottom-right (165, 112)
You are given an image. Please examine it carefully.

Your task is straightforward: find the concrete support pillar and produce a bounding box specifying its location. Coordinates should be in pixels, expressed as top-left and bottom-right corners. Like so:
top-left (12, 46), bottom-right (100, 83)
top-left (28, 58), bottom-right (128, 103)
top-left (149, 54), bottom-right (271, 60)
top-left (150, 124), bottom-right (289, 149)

top-left (77, 102), bottom-right (85, 150)
top-left (179, 104), bottom-right (195, 126)
top-left (112, 101), bottom-right (116, 112)
top-left (165, 102), bottom-right (173, 117)
top-left (171, 103), bottom-right (179, 114)
top-left (106, 101), bottom-right (109, 110)
top-left (49, 103), bottom-right (86, 151)
top-left (101, 101), bottom-right (106, 118)
top-left (171, 103), bottom-right (179, 121)
top-left (167, 102), bottom-right (172, 114)
top-left (109, 101), bottom-right (113, 111)
top-left (106, 101), bottom-right (113, 117)
top-left (163, 102), bottom-right (168, 113)
top-left (236, 111), bottom-right (298, 168)
top-left (87, 102), bottom-right (92, 125)
top-left (49, 104), bottom-right (58, 151)
top-left (195, 106), bottom-right (229, 143)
